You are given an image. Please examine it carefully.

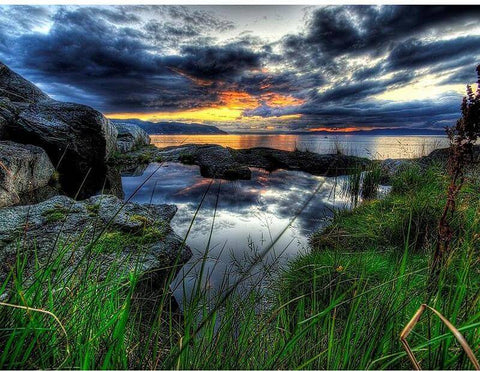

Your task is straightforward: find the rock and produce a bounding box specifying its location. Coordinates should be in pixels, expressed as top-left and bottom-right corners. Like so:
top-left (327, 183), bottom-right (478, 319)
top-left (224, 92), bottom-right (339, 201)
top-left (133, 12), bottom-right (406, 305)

top-left (0, 195), bottom-right (191, 287)
top-left (195, 145), bottom-right (251, 180)
top-left (0, 63), bottom-right (50, 104)
top-left (379, 144), bottom-right (480, 184)
top-left (114, 122), bottom-right (151, 153)
top-left (0, 62), bottom-right (118, 197)
top-left (0, 141), bottom-right (55, 207)
top-left (110, 144), bottom-right (372, 180)
top-left (0, 98), bottom-right (18, 138)
top-left (233, 147), bottom-right (371, 177)
top-left (419, 145), bottom-right (480, 166)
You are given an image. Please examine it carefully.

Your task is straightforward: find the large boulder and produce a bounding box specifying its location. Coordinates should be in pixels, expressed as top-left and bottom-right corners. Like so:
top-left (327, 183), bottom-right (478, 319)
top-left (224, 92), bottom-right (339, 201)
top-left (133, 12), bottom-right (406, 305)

top-left (0, 141), bottom-right (55, 207)
top-left (0, 63), bottom-right (50, 104)
top-left (0, 62), bottom-right (118, 197)
top-left (0, 194), bottom-right (192, 286)
top-left (114, 122), bottom-right (151, 153)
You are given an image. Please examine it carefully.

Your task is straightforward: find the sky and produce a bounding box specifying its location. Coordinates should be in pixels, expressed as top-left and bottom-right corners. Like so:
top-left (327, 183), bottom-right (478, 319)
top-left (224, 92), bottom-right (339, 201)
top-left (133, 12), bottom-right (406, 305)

top-left (0, 5), bottom-right (479, 132)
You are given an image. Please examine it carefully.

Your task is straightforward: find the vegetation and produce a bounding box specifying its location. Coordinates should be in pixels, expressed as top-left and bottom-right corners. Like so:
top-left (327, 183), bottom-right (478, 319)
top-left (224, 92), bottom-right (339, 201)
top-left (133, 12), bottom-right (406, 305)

top-left (42, 204), bottom-right (68, 223)
top-left (1, 160), bottom-right (478, 369)
top-left (91, 225), bottom-right (166, 253)
top-left (0, 66), bottom-right (479, 370)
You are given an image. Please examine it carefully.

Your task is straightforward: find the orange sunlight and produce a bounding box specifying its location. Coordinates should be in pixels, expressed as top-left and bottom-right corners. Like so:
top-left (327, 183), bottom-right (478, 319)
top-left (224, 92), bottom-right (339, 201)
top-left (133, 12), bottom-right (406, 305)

top-left (105, 90), bottom-right (304, 124)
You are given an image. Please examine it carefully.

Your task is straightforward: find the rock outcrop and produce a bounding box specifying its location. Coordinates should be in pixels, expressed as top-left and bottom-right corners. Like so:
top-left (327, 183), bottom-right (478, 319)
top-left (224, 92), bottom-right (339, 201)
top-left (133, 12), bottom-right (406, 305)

top-left (114, 122), bottom-right (151, 153)
top-left (232, 147), bottom-right (371, 177)
top-left (0, 62), bottom-right (118, 197)
top-left (111, 144), bottom-right (372, 180)
top-left (0, 141), bottom-right (55, 207)
top-left (0, 63), bottom-right (50, 104)
top-left (0, 195), bottom-right (191, 285)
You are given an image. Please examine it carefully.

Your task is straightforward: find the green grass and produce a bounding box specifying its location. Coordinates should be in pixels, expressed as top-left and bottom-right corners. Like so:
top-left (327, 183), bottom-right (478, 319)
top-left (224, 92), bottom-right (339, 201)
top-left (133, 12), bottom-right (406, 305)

top-left (1, 163), bottom-right (479, 369)
top-left (317, 164), bottom-right (460, 252)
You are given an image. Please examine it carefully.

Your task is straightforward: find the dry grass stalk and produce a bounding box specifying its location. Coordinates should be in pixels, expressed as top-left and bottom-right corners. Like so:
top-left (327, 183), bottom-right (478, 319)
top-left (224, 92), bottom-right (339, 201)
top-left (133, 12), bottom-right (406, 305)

top-left (400, 303), bottom-right (480, 370)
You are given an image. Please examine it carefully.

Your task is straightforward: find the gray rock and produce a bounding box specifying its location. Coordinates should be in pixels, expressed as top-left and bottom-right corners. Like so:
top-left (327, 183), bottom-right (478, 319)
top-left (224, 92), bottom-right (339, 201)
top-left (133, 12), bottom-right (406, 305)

top-left (0, 195), bottom-right (191, 287)
top-left (0, 98), bottom-right (18, 138)
top-left (114, 122), bottom-right (151, 153)
top-left (0, 62), bottom-right (50, 104)
top-left (0, 62), bottom-right (118, 196)
top-left (0, 141), bottom-right (55, 207)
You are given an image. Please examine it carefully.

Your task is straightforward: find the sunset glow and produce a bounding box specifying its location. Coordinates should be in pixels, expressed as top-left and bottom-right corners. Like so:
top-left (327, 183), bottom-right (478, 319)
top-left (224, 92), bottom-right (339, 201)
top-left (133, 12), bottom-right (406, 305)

top-left (4, 5), bottom-right (479, 132)
top-left (106, 90), bottom-right (304, 124)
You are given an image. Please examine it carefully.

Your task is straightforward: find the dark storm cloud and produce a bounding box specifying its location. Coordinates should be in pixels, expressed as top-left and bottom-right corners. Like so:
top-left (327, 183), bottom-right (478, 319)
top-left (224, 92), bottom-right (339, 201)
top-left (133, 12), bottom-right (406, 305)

top-left (284, 6), bottom-right (480, 61)
top-left (175, 45), bottom-right (262, 81)
top-left (0, 5), bottom-right (478, 130)
top-left (387, 36), bottom-right (480, 71)
top-left (0, 5), bottom-right (260, 112)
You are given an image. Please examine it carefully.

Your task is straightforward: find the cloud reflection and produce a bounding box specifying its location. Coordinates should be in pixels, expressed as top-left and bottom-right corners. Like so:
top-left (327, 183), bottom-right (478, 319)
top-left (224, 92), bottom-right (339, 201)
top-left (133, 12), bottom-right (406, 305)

top-left (122, 162), bottom-right (352, 303)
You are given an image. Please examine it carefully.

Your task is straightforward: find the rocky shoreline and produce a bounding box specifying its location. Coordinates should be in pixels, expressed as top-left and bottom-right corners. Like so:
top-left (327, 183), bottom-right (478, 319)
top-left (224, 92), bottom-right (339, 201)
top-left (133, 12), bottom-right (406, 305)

top-left (0, 62), bottom-right (188, 297)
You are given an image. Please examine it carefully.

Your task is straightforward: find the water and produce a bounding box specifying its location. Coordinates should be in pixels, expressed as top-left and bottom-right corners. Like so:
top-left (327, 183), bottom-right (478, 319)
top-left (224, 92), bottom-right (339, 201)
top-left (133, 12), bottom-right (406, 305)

top-left (123, 134), bottom-right (445, 304)
top-left (150, 134), bottom-right (449, 159)
top-left (122, 162), bottom-right (357, 305)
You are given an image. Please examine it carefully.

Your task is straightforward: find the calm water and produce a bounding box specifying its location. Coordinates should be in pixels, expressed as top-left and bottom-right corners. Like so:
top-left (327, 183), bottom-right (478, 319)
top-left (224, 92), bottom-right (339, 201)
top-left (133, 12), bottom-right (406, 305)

top-left (122, 162), bottom-right (363, 304)
top-left (151, 134), bottom-right (449, 159)
top-left (123, 134), bottom-right (444, 304)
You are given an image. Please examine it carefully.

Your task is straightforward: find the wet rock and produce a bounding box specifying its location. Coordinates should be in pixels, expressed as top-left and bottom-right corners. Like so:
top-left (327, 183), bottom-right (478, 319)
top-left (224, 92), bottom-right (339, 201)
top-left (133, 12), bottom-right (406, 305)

top-left (0, 194), bottom-right (191, 286)
top-left (114, 122), bottom-right (151, 153)
top-left (0, 141), bottom-right (55, 207)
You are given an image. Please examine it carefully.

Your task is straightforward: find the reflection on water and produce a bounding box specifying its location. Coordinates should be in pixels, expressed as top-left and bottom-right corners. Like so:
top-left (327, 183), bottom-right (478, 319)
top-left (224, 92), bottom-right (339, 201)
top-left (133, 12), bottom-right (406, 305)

top-left (122, 162), bottom-right (354, 305)
top-left (151, 134), bottom-right (449, 159)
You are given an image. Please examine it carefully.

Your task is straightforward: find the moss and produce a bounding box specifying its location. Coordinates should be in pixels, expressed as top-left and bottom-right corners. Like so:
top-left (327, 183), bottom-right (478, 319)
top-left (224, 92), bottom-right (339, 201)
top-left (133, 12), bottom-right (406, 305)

top-left (91, 224), bottom-right (166, 254)
top-left (129, 214), bottom-right (153, 229)
top-left (49, 171), bottom-right (61, 185)
top-left (42, 204), bottom-right (69, 223)
top-left (86, 203), bottom-right (100, 216)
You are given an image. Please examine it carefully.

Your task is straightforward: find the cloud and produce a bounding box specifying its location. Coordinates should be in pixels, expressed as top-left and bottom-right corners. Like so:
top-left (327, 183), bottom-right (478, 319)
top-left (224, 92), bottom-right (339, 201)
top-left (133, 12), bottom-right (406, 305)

top-left (0, 5), bottom-right (478, 131)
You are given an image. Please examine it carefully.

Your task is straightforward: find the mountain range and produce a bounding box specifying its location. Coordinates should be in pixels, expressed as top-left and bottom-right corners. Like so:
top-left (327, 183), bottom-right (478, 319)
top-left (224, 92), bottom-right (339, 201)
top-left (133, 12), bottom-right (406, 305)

top-left (111, 119), bottom-right (227, 135)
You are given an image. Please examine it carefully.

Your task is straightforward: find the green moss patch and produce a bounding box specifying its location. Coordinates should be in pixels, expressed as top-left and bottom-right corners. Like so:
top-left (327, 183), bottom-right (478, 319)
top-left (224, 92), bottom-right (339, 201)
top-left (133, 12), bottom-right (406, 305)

top-left (42, 204), bottom-right (69, 223)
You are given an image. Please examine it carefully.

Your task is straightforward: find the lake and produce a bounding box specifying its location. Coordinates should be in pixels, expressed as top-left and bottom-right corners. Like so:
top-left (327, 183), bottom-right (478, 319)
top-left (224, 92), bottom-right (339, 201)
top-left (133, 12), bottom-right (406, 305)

top-left (122, 134), bottom-right (447, 304)
top-left (150, 133), bottom-right (449, 159)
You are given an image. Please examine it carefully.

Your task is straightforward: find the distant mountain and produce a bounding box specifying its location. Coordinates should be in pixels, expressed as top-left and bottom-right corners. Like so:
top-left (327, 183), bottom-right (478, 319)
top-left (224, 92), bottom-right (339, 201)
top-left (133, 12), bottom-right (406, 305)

top-left (111, 119), bottom-right (227, 135)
